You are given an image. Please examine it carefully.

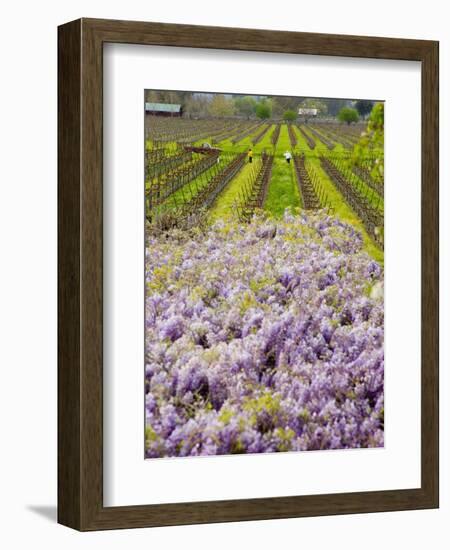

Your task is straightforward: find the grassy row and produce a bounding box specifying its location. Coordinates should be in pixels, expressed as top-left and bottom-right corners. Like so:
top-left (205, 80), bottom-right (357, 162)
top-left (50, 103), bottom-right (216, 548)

top-left (264, 156), bottom-right (301, 216)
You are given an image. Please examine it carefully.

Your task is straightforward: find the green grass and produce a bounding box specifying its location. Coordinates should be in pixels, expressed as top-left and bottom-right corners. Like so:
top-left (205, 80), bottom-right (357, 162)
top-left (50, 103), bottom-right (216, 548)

top-left (274, 123), bottom-right (293, 157)
top-left (264, 155), bottom-right (301, 217)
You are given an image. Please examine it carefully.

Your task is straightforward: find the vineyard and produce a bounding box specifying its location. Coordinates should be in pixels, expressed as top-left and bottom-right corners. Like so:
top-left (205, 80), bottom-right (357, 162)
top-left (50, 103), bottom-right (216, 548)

top-left (144, 105), bottom-right (385, 458)
top-left (145, 117), bottom-right (384, 260)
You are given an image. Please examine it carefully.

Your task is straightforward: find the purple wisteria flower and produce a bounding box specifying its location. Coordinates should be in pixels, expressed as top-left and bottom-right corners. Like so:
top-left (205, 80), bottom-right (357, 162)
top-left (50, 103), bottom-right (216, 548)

top-left (144, 210), bottom-right (384, 458)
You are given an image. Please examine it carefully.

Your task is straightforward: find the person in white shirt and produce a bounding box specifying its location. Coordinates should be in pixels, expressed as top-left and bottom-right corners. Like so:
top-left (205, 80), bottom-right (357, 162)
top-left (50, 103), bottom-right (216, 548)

top-left (284, 150), bottom-right (292, 164)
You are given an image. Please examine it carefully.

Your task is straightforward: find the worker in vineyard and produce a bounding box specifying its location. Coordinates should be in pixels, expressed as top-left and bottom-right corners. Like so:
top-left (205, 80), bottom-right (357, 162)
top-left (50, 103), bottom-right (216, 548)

top-left (284, 150), bottom-right (292, 164)
top-left (247, 148), bottom-right (253, 163)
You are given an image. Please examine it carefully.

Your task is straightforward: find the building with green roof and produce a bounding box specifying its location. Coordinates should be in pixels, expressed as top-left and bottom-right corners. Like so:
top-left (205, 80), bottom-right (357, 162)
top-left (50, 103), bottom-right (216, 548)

top-left (145, 102), bottom-right (183, 117)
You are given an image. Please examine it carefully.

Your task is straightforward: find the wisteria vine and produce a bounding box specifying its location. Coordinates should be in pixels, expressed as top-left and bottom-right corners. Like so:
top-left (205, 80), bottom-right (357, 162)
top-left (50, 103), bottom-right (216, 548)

top-left (145, 210), bottom-right (384, 458)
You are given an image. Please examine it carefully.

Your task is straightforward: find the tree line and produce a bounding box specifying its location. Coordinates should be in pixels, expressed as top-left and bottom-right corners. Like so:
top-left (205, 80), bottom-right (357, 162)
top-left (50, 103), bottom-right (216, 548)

top-left (145, 90), bottom-right (375, 122)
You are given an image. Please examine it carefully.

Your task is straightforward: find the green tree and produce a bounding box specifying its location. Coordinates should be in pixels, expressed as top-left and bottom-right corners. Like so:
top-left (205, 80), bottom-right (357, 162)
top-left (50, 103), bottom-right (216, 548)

top-left (184, 95), bottom-right (209, 118)
top-left (298, 98), bottom-right (328, 116)
top-left (145, 90), bottom-right (184, 104)
top-left (337, 106), bottom-right (359, 125)
top-left (355, 100), bottom-right (374, 119)
top-left (352, 102), bottom-right (384, 180)
top-left (283, 109), bottom-right (297, 122)
top-left (255, 100), bottom-right (272, 119)
top-left (234, 96), bottom-right (257, 119)
top-left (324, 98), bottom-right (349, 116)
top-left (208, 94), bottom-right (236, 117)
top-left (271, 96), bottom-right (299, 117)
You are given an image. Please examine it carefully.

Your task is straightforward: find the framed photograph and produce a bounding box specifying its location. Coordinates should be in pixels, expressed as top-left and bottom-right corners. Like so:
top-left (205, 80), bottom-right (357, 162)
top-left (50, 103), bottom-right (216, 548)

top-left (58, 18), bottom-right (439, 531)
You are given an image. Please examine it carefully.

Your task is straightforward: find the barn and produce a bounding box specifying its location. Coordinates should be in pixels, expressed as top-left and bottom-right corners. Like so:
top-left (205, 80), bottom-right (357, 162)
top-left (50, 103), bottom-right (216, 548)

top-left (298, 107), bottom-right (318, 123)
top-left (145, 102), bottom-right (183, 117)
top-left (298, 108), bottom-right (318, 117)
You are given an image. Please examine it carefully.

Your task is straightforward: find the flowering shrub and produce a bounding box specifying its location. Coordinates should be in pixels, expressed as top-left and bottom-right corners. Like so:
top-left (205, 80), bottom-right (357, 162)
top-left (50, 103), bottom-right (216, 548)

top-left (145, 210), bottom-right (384, 457)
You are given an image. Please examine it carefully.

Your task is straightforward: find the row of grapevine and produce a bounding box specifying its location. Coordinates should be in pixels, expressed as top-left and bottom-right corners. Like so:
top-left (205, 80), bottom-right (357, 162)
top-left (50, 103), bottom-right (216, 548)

top-left (146, 116), bottom-right (236, 144)
top-left (251, 124), bottom-right (271, 146)
top-left (311, 125), bottom-right (353, 149)
top-left (320, 156), bottom-right (383, 247)
top-left (288, 124), bottom-right (298, 148)
top-left (147, 153), bottom-right (246, 232)
top-left (271, 124), bottom-right (281, 147)
top-left (230, 122), bottom-right (263, 145)
top-left (146, 150), bottom-right (220, 209)
top-left (293, 155), bottom-right (320, 209)
top-left (293, 155), bottom-right (334, 212)
top-left (306, 126), bottom-right (335, 150)
top-left (297, 125), bottom-right (316, 149)
top-left (145, 148), bottom-right (193, 180)
top-left (234, 153), bottom-right (274, 221)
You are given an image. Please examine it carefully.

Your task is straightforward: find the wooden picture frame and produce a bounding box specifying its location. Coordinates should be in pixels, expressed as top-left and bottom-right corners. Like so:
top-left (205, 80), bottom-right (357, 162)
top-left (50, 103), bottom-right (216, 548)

top-left (58, 18), bottom-right (439, 531)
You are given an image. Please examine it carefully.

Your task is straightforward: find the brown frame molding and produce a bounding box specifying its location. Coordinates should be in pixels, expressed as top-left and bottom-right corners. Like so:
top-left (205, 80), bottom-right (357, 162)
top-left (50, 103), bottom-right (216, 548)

top-left (58, 18), bottom-right (439, 531)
